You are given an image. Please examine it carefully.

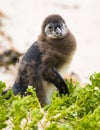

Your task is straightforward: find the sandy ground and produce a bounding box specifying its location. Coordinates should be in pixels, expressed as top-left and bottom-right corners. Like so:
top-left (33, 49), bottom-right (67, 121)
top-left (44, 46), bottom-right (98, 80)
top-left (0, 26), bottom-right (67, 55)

top-left (0, 0), bottom-right (100, 86)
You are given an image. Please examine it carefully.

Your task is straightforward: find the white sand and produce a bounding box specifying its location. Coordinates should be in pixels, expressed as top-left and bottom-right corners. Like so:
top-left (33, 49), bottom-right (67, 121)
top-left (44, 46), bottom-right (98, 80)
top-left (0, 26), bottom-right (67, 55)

top-left (0, 0), bottom-right (100, 85)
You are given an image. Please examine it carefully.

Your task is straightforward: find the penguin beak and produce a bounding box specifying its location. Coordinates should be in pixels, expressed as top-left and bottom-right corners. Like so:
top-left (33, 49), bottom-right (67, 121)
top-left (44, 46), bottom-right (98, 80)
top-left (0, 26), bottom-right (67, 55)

top-left (55, 27), bottom-right (62, 36)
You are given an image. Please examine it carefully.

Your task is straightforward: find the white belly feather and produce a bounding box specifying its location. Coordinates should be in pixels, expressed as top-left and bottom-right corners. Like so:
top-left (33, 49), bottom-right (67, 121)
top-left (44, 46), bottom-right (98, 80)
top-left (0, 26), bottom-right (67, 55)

top-left (42, 81), bottom-right (56, 104)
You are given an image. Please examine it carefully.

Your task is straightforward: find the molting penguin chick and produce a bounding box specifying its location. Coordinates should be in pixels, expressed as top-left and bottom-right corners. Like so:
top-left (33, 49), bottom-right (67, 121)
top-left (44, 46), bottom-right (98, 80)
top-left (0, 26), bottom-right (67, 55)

top-left (5, 14), bottom-right (77, 106)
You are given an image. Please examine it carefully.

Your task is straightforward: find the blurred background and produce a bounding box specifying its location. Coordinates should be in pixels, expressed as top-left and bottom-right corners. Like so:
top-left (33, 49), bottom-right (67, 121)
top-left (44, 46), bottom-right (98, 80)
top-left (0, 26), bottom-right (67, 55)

top-left (0, 0), bottom-right (100, 87)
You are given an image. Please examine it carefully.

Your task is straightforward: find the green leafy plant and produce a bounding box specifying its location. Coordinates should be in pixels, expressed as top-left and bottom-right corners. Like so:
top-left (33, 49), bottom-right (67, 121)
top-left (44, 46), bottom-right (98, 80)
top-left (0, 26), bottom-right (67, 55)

top-left (0, 72), bottom-right (100, 130)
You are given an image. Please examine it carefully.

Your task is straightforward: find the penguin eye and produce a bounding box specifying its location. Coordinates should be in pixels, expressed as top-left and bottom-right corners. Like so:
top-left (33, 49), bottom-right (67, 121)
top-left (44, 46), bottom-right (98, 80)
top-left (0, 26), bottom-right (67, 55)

top-left (48, 25), bottom-right (53, 30)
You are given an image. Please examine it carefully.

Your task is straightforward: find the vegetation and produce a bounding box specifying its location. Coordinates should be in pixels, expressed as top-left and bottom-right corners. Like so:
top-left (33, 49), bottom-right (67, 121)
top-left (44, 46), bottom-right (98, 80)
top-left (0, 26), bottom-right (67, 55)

top-left (0, 72), bottom-right (100, 130)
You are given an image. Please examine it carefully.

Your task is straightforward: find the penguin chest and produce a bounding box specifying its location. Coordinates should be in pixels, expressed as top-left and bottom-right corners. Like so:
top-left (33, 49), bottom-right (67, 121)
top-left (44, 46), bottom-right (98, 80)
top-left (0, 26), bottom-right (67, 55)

top-left (58, 56), bottom-right (73, 77)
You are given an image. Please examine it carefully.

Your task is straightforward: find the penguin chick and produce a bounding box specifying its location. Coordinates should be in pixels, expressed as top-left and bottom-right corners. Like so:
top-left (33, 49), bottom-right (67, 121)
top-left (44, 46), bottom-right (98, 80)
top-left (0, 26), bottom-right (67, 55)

top-left (4, 14), bottom-right (77, 106)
